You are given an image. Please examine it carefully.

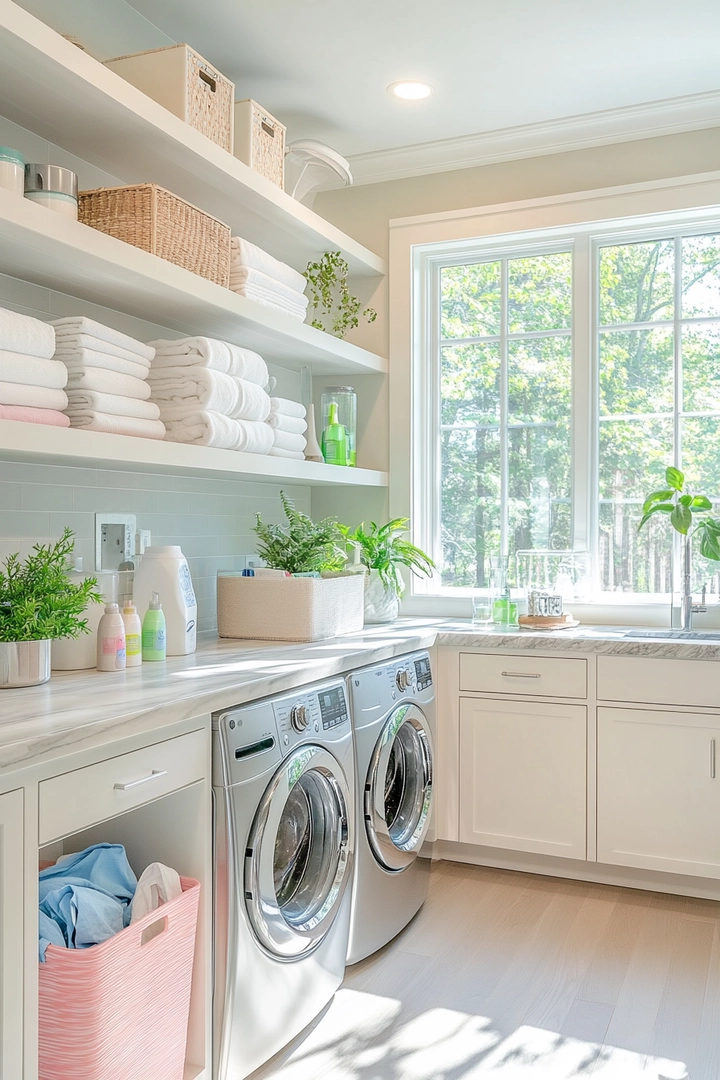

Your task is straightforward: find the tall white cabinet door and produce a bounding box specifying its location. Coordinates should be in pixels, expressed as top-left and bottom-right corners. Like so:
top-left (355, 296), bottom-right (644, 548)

top-left (598, 707), bottom-right (720, 877)
top-left (0, 788), bottom-right (23, 1080)
top-left (459, 697), bottom-right (587, 859)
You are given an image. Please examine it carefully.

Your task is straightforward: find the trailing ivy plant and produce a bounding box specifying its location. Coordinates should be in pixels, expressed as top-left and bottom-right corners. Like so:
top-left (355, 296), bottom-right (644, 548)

top-left (0, 528), bottom-right (102, 642)
top-left (340, 518), bottom-right (435, 597)
top-left (304, 251), bottom-right (377, 338)
top-left (638, 466), bottom-right (720, 559)
top-left (253, 491), bottom-right (347, 574)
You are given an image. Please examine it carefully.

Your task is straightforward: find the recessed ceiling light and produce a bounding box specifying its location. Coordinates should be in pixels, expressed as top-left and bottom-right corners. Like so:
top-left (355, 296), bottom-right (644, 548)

top-left (388, 81), bottom-right (433, 100)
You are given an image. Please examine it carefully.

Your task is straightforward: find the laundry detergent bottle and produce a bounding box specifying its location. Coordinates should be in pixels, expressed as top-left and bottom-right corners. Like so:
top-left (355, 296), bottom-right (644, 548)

top-left (142, 592), bottom-right (166, 662)
top-left (132, 545), bottom-right (197, 655)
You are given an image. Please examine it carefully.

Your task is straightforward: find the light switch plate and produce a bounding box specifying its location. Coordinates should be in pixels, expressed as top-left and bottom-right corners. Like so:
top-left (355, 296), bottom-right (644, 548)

top-left (95, 513), bottom-right (137, 571)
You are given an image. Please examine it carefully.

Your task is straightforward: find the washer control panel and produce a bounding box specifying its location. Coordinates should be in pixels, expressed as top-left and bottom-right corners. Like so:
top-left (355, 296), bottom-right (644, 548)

top-left (318, 684), bottom-right (350, 729)
top-left (273, 680), bottom-right (350, 746)
top-left (414, 654), bottom-right (433, 691)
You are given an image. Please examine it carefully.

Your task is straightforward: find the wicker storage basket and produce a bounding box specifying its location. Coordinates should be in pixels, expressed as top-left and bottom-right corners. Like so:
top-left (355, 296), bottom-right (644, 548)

top-left (79, 184), bottom-right (231, 286)
top-left (105, 45), bottom-right (234, 152)
top-left (217, 574), bottom-right (365, 642)
top-left (234, 99), bottom-right (286, 188)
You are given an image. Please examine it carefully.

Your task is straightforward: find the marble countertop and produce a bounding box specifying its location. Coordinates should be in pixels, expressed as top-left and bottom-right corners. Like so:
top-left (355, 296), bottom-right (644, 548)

top-left (2, 617), bottom-right (719, 776)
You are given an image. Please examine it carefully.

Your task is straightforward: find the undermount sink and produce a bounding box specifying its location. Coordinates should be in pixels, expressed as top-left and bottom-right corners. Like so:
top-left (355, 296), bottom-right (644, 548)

top-left (622, 629), bottom-right (720, 640)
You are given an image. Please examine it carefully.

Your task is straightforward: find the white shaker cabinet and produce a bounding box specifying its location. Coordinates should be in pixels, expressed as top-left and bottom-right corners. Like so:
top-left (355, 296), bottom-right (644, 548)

top-left (458, 697), bottom-right (587, 859)
top-left (0, 788), bottom-right (24, 1080)
top-left (597, 706), bottom-right (720, 878)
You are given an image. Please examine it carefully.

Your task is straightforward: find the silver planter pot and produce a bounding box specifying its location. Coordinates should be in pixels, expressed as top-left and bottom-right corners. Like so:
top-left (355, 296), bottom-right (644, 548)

top-left (0, 640), bottom-right (52, 688)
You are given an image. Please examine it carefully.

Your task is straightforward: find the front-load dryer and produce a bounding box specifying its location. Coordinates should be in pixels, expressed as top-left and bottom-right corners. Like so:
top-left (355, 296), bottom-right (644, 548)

top-left (212, 678), bottom-right (355, 1080)
top-left (346, 650), bottom-right (435, 965)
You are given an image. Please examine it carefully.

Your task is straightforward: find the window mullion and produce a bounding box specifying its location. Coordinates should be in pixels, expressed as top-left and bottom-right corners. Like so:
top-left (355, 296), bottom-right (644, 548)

top-left (500, 258), bottom-right (509, 558)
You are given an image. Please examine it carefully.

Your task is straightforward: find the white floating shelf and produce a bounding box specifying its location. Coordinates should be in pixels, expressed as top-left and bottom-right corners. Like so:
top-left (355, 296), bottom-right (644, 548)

top-left (0, 1), bottom-right (383, 278)
top-left (0, 420), bottom-right (388, 488)
top-left (0, 191), bottom-right (387, 376)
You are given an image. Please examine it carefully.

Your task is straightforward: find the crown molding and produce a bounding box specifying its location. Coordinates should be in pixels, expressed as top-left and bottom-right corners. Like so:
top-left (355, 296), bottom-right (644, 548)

top-left (346, 90), bottom-right (720, 187)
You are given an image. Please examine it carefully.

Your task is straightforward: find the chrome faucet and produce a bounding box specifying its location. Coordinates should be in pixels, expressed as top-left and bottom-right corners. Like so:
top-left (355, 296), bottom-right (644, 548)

top-left (680, 534), bottom-right (706, 630)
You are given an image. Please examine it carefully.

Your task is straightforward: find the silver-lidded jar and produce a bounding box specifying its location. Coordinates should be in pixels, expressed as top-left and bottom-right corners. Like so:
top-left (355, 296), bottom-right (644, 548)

top-left (24, 164), bottom-right (78, 220)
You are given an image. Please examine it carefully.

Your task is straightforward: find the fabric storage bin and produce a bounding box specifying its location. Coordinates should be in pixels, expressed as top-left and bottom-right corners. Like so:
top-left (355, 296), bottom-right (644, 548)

top-left (217, 573), bottom-right (364, 642)
top-left (105, 45), bottom-right (234, 152)
top-left (38, 877), bottom-right (200, 1080)
top-left (79, 184), bottom-right (231, 287)
top-left (234, 99), bottom-right (286, 188)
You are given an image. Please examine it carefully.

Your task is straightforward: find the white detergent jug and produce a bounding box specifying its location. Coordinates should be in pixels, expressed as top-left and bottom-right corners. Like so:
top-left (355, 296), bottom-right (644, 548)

top-left (132, 546), bottom-right (197, 655)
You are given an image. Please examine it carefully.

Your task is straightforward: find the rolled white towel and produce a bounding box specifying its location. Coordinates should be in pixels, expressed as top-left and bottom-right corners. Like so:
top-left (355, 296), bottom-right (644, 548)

top-left (65, 368), bottom-right (151, 401)
top-left (67, 413), bottom-right (166, 439)
top-left (148, 368), bottom-right (270, 421)
top-left (51, 318), bottom-right (154, 361)
top-left (57, 348), bottom-right (150, 381)
top-left (164, 411), bottom-right (274, 453)
top-left (271, 428), bottom-right (307, 453)
top-left (230, 284), bottom-right (307, 321)
top-left (0, 352), bottom-right (68, 390)
top-left (266, 412), bottom-right (307, 435)
top-left (229, 266), bottom-right (308, 308)
top-left (0, 307), bottom-right (55, 360)
top-left (65, 390), bottom-right (161, 421)
top-left (268, 446), bottom-right (306, 460)
top-left (230, 237), bottom-right (307, 293)
top-left (0, 381), bottom-right (68, 410)
top-left (148, 337), bottom-right (268, 386)
top-left (53, 334), bottom-right (153, 367)
top-left (270, 397), bottom-right (306, 419)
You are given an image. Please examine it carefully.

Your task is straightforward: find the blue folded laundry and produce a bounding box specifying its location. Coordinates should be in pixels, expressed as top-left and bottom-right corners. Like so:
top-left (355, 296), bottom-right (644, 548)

top-left (38, 843), bottom-right (137, 962)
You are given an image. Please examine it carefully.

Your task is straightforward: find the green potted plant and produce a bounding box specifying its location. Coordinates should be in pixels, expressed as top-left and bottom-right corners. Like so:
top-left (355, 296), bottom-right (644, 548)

top-left (341, 519), bottom-right (435, 624)
top-left (304, 251), bottom-right (377, 338)
top-left (253, 491), bottom-right (346, 573)
top-left (0, 528), bottom-right (102, 688)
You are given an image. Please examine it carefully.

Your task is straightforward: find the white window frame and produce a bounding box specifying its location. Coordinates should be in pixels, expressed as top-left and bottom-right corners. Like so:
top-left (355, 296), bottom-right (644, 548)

top-left (387, 170), bottom-right (720, 617)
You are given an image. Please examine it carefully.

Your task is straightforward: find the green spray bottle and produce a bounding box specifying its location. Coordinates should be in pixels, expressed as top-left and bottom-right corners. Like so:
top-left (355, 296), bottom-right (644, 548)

top-left (321, 401), bottom-right (348, 466)
top-left (141, 591), bottom-right (166, 661)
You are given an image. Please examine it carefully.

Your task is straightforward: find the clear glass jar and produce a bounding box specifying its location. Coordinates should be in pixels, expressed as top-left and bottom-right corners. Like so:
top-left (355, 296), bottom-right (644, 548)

top-left (320, 386), bottom-right (357, 467)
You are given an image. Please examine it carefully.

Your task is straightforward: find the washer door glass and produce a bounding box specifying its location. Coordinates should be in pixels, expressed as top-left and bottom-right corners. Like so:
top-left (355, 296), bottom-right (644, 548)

top-left (245, 744), bottom-right (353, 959)
top-left (366, 704), bottom-right (434, 872)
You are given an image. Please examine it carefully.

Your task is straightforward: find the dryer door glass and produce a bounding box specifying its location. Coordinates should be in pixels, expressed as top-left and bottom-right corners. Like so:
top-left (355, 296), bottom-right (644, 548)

top-left (245, 744), bottom-right (354, 959)
top-left (366, 704), bottom-right (434, 872)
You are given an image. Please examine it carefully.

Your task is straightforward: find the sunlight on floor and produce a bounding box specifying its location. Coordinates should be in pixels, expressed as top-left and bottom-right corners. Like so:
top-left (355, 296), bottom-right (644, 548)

top-left (266, 989), bottom-right (689, 1079)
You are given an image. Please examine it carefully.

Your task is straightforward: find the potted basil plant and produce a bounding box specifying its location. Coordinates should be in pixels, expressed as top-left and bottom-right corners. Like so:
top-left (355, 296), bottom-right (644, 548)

top-left (0, 528), bottom-right (102, 688)
top-left (342, 519), bottom-right (435, 624)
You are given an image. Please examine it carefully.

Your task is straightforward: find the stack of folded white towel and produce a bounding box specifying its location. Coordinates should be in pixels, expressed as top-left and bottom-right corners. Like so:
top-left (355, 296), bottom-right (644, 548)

top-left (0, 307), bottom-right (69, 427)
top-left (147, 336), bottom-right (274, 453)
top-left (51, 317), bottom-right (165, 439)
top-left (266, 397), bottom-right (308, 459)
top-left (230, 237), bottom-right (309, 323)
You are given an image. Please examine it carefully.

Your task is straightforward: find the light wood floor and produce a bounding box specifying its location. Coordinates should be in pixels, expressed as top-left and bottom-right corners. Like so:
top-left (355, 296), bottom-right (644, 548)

top-left (260, 860), bottom-right (720, 1079)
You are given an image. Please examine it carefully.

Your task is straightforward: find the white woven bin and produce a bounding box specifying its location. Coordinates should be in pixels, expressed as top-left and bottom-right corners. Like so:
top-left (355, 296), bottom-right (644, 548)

top-left (217, 574), bottom-right (365, 642)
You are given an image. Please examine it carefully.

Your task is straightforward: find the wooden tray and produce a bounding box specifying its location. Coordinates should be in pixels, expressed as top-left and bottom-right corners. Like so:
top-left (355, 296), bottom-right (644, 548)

top-left (518, 614), bottom-right (579, 631)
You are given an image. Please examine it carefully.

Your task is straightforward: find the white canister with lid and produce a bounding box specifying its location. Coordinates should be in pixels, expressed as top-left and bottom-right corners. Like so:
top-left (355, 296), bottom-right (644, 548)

top-left (52, 565), bottom-right (118, 671)
top-left (24, 164), bottom-right (78, 220)
top-left (132, 545), bottom-right (197, 655)
top-left (0, 147), bottom-right (25, 197)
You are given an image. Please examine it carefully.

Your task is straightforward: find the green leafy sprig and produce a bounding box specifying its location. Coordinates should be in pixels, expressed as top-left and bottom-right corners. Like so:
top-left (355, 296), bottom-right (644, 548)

top-left (341, 518), bottom-right (435, 597)
top-left (638, 466), bottom-right (720, 560)
top-left (304, 251), bottom-right (377, 338)
top-left (253, 492), bottom-right (347, 574)
top-left (0, 528), bottom-right (102, 643)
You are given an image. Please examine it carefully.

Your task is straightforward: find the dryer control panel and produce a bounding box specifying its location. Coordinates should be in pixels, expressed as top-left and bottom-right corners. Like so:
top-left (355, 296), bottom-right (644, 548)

top-left (273, 680), bottom-right (350, 749)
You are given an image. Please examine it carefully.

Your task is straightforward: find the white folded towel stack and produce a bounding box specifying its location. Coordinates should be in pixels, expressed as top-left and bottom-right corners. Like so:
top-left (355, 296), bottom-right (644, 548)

top-left (163, 412), bottom-right (275, 453)
top-left (265, 396), bottom-right (308, 459)
top-left (0, 308), bottom-right (69, 423)
top-left (50, 317), bottom-right (164, 439)
top-left (230, 237), bottom-right (309, 322)
top-left (148, 338), bottom-right (269, 385)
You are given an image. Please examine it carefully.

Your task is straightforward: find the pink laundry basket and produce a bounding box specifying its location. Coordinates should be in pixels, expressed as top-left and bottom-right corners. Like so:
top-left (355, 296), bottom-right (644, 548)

top-left (39, 876), bottom-right (200, 1080)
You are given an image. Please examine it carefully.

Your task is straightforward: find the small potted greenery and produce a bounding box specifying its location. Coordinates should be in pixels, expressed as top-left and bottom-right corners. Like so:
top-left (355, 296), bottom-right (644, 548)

top-left (341, 519), bottom-right (435, 624)
top-left (0, 528), bottom-right (102, 688)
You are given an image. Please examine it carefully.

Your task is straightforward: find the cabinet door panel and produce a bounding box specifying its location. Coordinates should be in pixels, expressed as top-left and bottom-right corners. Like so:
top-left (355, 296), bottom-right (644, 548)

top-left (0, 788), bottom-right (23, 1080)
top-left (598, 707), bottom-right (720, 877)
top-left (459, 697), bottom-right (587, 859)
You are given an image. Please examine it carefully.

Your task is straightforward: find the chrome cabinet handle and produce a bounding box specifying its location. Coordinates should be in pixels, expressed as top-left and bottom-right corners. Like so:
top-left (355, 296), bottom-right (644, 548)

top-left (500, 671), bottom-right (541, 679)
top-left (711, 739), bottom-right (716, 780)
top-left (114, 769), bottom-right (168, 791)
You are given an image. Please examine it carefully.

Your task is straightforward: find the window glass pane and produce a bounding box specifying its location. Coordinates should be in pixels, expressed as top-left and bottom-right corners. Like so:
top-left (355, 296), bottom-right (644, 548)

top-left (682, 325), bottom-right (720, 413)
top-left (441, 343), bottom-right (500, 426)
top-left (441, 262), bottom-right (501, 339)
top-left (599, 328), bottom-right (674, 416)
top-left (509, 336), bottom-right (571, 423)
top-left (599, 503), bottom-right (672, 594)
top-left (682, 234), bottom-right (720, 318)
top-left (508, 421), bottom-right (571, 556)
top-left (681, 416), bottom-right (720, 593)
top-left (440, 426), bottom-right (500, 588)
top-left (507, 252), bottom-right (572, 333)
top-left (599, 240), bottom-right (674, 326)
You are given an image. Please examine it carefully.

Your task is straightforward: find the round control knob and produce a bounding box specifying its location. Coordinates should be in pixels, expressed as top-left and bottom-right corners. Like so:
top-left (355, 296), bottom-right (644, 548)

top-left (396, 669), bottom-right (410, 691)
top-left (290, 704), bottom-right (309, 732)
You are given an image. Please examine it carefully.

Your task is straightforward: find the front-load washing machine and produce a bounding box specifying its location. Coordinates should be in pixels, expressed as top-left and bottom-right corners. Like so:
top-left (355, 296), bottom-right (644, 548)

top-left (212, 678), bottom-right (355, 1080)
top-left (346, 650), bottom-right (435, 965)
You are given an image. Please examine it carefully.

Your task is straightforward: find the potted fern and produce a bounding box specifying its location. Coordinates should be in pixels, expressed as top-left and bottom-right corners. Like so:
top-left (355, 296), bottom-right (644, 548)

top-left (0, 528), bottom-right (102, 688)
top-left (342, 519), bottom-right (435, 624)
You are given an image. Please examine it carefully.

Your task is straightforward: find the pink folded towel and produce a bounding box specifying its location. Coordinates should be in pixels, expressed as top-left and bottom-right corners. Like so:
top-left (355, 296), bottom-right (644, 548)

top-left (0, 404), bottom-right (70, 427)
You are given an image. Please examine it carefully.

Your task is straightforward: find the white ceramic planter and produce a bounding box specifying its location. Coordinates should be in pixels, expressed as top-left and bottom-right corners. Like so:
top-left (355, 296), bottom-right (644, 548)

top-left (0, 640), bottom-right (51, 688)
top-left (364, 570), bottom-right (399, 624)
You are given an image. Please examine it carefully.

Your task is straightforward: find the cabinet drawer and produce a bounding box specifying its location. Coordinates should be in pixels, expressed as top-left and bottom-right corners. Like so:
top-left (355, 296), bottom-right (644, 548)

top-left (38, 729), bottom-right (206, 844)
top-left (460, 652), bottom-right (587, 699)
top-left (597, 655), bottom-right (720, 708)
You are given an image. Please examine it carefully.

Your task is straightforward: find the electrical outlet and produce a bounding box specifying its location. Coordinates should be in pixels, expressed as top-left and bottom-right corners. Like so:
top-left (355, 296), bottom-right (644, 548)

top-left (95, 513), bottom-right (136, 571)
top-left (136, 529), bottom-right (152, 555)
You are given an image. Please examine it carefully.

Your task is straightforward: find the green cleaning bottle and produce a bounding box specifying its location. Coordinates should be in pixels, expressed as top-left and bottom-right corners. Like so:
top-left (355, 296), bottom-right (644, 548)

top-left (142, 591), bottom-right (166, 662)
top-left (321, 401), bottom-right (348, 466)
